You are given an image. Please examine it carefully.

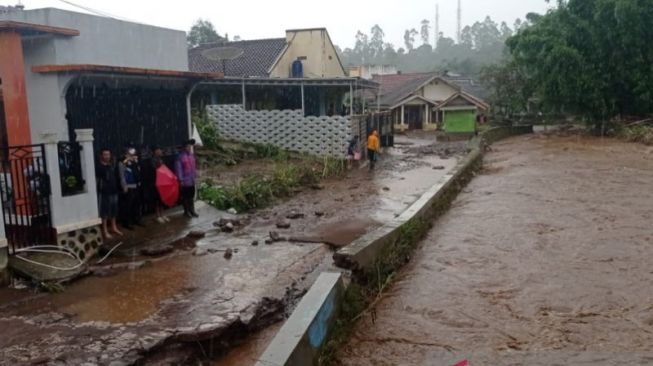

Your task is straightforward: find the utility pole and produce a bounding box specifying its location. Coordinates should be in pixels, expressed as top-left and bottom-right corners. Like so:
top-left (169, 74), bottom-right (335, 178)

top-left (434, 3), bottom-right (439, 49)
top-left (457, 0), bottom-right (462, 43)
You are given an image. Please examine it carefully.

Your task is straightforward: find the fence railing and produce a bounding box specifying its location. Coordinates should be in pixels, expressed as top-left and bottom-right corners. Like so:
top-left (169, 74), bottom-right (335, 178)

top-left (0, 144), bottom-right (54, 253)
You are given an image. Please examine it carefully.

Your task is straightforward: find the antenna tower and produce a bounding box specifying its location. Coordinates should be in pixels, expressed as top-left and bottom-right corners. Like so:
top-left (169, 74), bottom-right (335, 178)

top-left (457, 0), bottom-right (462, 43)
top-left (434, 4), bottom-right (439, 48)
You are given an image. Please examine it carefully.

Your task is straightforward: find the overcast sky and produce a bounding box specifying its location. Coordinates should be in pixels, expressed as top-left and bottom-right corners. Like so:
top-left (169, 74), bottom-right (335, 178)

top-left (6, 0), bottom-right (551, 48)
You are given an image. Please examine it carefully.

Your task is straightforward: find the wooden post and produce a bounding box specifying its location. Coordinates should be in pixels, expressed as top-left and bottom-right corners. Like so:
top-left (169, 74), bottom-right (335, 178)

top-left (401, 104), bottom-right (405, 129)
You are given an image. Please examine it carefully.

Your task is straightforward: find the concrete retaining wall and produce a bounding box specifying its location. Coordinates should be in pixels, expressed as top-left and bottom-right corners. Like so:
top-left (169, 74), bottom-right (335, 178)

top-left (256, 272), bottom-right (344, 366)
top-left (258, 125), bottom-right (533, 365)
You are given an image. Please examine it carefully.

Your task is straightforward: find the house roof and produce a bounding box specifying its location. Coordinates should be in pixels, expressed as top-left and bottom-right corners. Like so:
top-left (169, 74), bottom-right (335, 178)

top-left (32, 64), bottom-right (223, 80)
top-left (0, 20), bottom-right (79, 36)
top-left (442, 74), bottom-right (490, 102)
top-left (390, 95), bottom-right (437, 109)
top-left (372, 72), bottom-right (438, 107)
top-left (437, 91), bottom-right (490, 111)
top-left (188, 38), bottom-right (287, 77)
top-left (372, 71), bottom-right (489, 109)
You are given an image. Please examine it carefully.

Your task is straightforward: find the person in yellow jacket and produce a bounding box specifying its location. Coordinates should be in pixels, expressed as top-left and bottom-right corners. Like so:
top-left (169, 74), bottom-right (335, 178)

top-left (367, 130), bottom-right (380, 170)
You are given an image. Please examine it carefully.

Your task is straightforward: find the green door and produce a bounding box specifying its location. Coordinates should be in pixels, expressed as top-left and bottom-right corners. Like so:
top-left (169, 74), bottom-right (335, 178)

top-left (444, 109), bottom-right (476, 133)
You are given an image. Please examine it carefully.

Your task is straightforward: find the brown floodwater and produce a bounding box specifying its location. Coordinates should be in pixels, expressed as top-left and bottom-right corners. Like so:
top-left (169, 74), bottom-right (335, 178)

top-left (338, 134), bottom-right (653, 365)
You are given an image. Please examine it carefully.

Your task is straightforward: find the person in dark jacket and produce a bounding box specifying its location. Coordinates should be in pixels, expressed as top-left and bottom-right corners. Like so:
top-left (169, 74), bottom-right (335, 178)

top-left (118, 146), bottom-right (143, 229)
top-left (96, 148), bottom-right (122, 239)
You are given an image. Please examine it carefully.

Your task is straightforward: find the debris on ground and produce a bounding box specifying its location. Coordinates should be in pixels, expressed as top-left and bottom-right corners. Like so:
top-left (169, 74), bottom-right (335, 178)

top-left (269, 231), bottom-right (286, 243)
top-left (276, 221), bottom-right (291, 229)
top-left (382, 187), bottom-right (390, 191)
top-left (214, 218), bottom-right (245, 233)
top-left (405, 141), bottom-right (468, 159)
top-left (315, 211), bottom-right (325, 217)
top-left (286, 211), bottom-right (305, 220)
top-left (251, 240), bottom-right (259, 246)
top-left (432, 165), bottom-right (446, 170)
top-left (186, 230), bottom-right (206, 239)
top-left (140, 244), bottom-right (174, 257)
top-left (223, 249), bottom-right (233, 260)
top-left (227, 208), bottom-right (238, 215)
top-left (192, 248), bottom-right (208, 256)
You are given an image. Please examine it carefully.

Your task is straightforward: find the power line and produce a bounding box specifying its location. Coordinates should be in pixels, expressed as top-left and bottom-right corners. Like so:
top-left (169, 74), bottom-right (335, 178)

top-left (55, 0), bottom-right (133, 22)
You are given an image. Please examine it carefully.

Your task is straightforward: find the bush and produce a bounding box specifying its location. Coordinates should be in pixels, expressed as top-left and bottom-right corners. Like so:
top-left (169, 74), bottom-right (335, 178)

top-left (193, 111), bottom-right (220, 150)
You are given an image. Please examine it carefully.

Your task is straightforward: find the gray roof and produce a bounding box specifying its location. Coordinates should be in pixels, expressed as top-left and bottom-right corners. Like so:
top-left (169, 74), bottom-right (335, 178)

top-left (371, 72), bottom-right (489, 108)
top-left (188, 38), bottom-right (287, 77)
top-left (442, 75), bottom-right (490, 102)
top-left (372, 73), bottom-right (437, 107)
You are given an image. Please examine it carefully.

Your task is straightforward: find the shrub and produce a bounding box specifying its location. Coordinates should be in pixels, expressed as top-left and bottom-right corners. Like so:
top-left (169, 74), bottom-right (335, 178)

top-left (193, 111), bottom-right (220, 150)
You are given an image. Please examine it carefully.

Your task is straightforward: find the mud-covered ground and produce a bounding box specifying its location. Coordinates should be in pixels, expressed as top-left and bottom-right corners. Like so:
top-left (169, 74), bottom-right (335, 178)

top-left (338, 134), bottom-right (653, 366)
top-left (0, 135), bottom-right (465, 365)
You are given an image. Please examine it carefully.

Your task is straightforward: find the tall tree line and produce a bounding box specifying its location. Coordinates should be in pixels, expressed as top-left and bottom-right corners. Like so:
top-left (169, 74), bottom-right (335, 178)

top-left (337, 16), bottom-right (521, 76)
top-left (483, 0), bottom-right (653, 125)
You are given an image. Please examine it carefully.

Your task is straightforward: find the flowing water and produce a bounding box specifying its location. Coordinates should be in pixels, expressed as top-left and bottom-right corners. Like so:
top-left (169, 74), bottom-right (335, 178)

top-left (338, 134), bottom-right (653, 365)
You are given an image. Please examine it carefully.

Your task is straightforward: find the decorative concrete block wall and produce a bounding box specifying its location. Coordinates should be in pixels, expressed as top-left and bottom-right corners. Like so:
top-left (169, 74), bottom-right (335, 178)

top-left (57, 226), bottom-right (103, 262)
top-left (206, 105), bottom-right (355, 157)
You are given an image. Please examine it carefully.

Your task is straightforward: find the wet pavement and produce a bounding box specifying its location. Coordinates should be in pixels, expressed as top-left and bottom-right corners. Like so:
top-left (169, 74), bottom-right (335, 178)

top-left (0, 134), bottom-right (464, 365)
top-left (337, 134), bottom-right (653, 365)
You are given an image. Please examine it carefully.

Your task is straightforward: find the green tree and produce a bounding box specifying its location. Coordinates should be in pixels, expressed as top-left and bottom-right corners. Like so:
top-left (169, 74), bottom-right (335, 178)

top-left (187, 19), bottom-right (224, 48)
top-left (369, 25), bottom-right (385, 61)
top-left (502, 0), bottom-right (653, 126)
top-left (403, 29), bottom-right (418, 51)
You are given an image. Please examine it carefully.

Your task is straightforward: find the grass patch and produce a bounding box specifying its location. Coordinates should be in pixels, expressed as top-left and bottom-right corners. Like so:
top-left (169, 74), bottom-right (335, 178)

top-left (199, 155), bottom-right (345, 213)
top-left (617, 125), bottom-right (653, 145)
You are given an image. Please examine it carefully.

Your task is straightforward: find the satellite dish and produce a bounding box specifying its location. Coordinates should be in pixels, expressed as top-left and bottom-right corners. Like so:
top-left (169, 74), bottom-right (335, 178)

top-left (201, 47), bottom-right (244, 61)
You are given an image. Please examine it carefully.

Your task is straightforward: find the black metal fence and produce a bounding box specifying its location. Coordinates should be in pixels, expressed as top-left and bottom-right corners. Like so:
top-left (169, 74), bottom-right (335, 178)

top-left (58, 141), bottom-right (86, 196)
top-left (0, 144), bottom-right (54, 254)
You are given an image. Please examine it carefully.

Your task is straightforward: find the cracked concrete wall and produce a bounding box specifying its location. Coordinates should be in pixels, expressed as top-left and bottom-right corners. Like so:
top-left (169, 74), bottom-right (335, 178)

top-left (206, 105), bottom-right (355, 157)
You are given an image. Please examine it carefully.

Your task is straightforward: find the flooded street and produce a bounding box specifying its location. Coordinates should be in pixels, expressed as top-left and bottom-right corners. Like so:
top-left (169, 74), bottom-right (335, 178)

top-left (0, 134), bottom-right (464, 365)
top-left (338, 134), bottom-right (653, 365)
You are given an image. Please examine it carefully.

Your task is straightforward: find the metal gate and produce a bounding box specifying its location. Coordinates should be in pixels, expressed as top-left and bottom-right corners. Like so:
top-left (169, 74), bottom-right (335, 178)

top-left (0, 144), bottom-right (54, 254)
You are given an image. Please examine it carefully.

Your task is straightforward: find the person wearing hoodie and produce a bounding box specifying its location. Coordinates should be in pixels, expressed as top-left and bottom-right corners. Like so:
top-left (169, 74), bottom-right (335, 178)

top-left (175, 139), bottom-right (199, 218)
top-left (367, 130), bottom-right (381, 170)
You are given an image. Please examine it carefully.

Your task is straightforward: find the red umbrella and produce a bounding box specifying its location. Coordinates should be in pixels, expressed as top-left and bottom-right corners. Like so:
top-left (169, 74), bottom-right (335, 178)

top-left (156, 165), bottom-right (179, 207)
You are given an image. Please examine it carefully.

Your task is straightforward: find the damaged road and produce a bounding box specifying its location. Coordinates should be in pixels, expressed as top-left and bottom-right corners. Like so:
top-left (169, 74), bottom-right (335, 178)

top-left (0, 134), bottom-right (465, 365)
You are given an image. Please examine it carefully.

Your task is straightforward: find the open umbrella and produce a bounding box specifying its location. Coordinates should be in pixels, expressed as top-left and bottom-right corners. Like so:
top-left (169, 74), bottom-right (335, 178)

top-left (156, 165), bottom-right (179, 208)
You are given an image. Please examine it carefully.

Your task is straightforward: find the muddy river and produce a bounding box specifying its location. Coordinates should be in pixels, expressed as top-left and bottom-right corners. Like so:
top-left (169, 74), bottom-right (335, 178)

top-left (337, 134), bottom-right (653, 365)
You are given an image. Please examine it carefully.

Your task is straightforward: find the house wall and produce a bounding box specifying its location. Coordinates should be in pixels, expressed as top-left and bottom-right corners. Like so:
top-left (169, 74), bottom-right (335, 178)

top-left (2, 8), bottom-right (189, 142)
top-left (444, 109), bottom-right (477, 133)
top-left (349, 65), bottom-right (397, 79)
top-left (270, 29), bottom-right (346, 78)
top-left (207, 104), bottom-right (352, 157)
top-left (2, 8), bottom-right (188, 70)
top-left (421, 80), bottom-right (457, 102)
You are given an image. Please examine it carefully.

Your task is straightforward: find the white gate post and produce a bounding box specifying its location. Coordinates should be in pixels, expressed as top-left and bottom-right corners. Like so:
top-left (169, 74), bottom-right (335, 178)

top-left (75, 129), bottom-right (99, 220)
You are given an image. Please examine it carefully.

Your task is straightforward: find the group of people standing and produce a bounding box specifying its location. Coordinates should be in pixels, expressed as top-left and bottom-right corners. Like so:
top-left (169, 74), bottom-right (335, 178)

top-left (95, 139), bottom-right (198, 239)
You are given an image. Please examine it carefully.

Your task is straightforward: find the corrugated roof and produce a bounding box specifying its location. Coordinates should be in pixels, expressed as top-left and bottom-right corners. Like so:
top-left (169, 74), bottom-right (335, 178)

top-left (188, 38), bottom-right (287, 77)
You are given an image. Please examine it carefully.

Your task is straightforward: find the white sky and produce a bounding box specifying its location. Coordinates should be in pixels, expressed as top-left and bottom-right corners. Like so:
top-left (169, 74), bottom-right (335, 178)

top-left (4, 0), bottom-right (552, 48)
